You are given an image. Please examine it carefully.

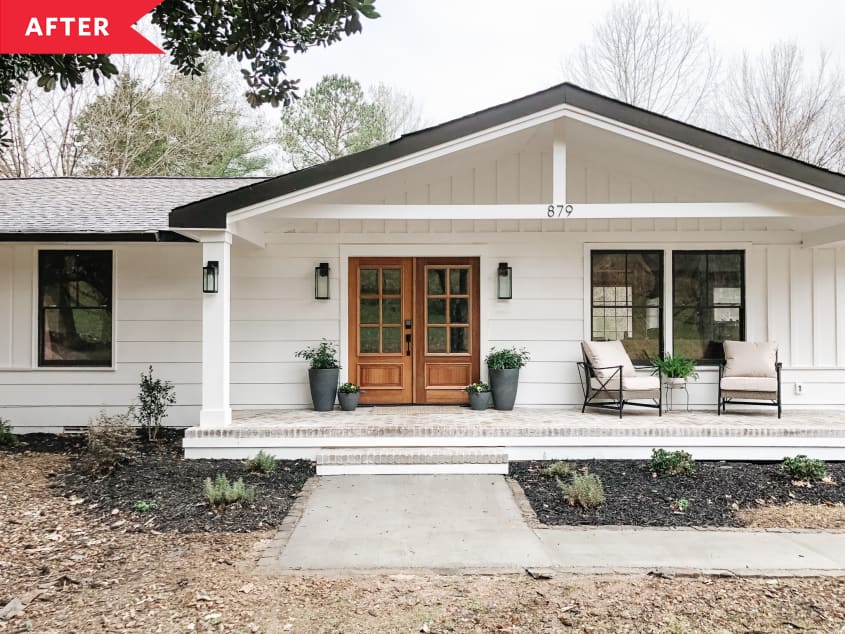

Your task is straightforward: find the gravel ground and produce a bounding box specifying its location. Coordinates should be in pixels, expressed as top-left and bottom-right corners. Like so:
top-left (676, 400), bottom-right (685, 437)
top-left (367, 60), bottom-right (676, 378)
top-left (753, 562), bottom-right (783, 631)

top-left (510, 460), bottom-right (845, 527)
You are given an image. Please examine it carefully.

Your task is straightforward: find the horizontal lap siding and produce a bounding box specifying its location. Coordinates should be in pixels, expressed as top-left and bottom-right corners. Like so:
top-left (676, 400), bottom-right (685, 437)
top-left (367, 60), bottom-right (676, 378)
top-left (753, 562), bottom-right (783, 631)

top-left (0, 244), bottom-right (202, 431)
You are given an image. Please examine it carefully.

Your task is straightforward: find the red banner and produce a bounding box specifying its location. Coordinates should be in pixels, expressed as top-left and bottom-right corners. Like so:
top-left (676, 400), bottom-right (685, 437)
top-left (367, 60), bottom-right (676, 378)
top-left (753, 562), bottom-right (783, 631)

top-left (0, 0), bottom-right (164, 54)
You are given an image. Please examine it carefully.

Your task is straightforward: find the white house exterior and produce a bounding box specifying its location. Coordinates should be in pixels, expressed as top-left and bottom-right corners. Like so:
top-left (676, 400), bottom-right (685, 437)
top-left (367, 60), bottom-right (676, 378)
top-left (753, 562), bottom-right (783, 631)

top-left (3, 83), bottom-right (845, 436)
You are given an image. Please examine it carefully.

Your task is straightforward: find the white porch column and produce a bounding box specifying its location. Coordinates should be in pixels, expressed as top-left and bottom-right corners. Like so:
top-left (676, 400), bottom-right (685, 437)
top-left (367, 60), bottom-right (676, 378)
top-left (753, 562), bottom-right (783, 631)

top-left (200, 231), bottom-right (232, 426)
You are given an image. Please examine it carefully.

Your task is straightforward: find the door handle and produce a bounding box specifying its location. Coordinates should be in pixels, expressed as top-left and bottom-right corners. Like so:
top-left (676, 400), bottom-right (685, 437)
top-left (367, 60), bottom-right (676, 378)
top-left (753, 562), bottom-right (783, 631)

top-left (405, 333), bottom-right (412, 356)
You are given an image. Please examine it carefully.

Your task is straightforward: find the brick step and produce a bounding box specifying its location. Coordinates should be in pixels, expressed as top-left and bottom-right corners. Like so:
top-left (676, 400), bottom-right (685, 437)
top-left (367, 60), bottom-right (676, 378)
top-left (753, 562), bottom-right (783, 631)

top-left (315, 447), bottom-right (509, 475)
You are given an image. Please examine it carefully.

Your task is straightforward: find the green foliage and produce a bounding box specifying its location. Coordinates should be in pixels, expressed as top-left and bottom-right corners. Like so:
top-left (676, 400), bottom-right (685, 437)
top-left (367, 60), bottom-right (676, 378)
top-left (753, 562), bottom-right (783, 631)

top-left (465, 382), bottom-right (490, 394)
top-left (650, 449), bottom-right (695, 477)
top-left (782, 455), bottom-right (828, 482)
top-left (338, 382), bottom-right (361, 394)
top-left (0, 417), bottom-right (16, 447)
top-left (650, 354), bottom-right (698, 380)
top-left (75, 62), bottom-right (270, 177)
top-left (671, 498), bottom-right (690, 512)
top-left (203, 474), bottom-right (255, 509)
top-left (296, 339), bottom-right (340, 369)
top-left (131, 366), bottom-right (176, 441)
top-left (133, 500), bottom-right (159, 513)
top-left (80, 411), bottom-right (136, 475)
top-left (542, 461), bottom-right (574, 478)
top-left (278, 74), bottom-right (391, 169)
top-left (485, 347), bottom-right (531, 370)
top-left (558, 473), bottom-right (606, 509)
top-left (0, 2), bottom-right (380, 142)
top-left (244, 450), bottom-right (277, 474)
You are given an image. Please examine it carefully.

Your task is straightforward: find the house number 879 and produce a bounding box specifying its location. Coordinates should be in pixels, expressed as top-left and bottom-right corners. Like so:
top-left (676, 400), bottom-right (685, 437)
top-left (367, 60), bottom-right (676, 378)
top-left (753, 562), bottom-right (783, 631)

top-left (547, 204), bottom-right (574, 218)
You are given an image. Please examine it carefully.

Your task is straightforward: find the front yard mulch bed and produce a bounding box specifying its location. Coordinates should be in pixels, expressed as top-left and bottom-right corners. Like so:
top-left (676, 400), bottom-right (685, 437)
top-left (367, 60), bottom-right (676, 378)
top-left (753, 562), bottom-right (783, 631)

top-left (510, 460), bottom-right (845, 527)
top-left (56, 429), bottom-right (314, 533)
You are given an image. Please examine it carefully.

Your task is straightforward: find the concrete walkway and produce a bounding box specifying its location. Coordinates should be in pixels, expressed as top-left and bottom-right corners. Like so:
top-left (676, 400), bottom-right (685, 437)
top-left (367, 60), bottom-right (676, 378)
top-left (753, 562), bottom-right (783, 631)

top-left (257, 475), bottom-right (845, 576)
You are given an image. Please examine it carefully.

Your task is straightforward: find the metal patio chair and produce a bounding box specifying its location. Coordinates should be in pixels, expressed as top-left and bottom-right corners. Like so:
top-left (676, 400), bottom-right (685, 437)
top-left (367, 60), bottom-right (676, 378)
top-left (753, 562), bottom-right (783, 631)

top-left (718, 340), bottom-right (782, 418)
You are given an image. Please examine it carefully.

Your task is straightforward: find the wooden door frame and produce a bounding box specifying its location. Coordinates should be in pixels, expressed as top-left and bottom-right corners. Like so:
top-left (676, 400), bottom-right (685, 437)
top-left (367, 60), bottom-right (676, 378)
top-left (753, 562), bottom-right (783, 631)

top-left (339, 244), bottom-right (491, 388)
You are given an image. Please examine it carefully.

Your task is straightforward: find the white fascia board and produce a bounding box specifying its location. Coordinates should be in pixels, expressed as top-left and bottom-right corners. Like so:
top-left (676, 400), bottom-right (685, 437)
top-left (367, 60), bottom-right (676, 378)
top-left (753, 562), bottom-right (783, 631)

top-left (227, 105), bottom-right (845, 226)
top-left (277, 202), bottom-right (826, 221)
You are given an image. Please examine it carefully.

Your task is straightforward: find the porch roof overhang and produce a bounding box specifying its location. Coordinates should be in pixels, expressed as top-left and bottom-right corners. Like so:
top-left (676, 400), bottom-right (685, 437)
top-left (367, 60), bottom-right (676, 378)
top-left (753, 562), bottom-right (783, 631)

top-left (169, 83), bottom-right (845, 230)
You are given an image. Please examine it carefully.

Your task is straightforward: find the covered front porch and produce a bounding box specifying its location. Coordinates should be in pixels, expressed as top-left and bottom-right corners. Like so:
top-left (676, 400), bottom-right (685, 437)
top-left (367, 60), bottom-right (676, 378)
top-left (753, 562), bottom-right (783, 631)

top-left (182, 407), bottom-right (845, 469)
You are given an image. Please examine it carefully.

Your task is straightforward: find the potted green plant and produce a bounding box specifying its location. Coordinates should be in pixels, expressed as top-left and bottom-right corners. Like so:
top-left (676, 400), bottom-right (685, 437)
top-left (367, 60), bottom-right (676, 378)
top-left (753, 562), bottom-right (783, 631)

top-left (465, 382), bottom-right (492, 411)
top-left (651, 353), bottom-right (699, 385)
top-left (337, 382), bottom-right (361, 411)
top-left (485, 347), bottom-right (530, 411)
top-left (295, 340), bottom-right (340, 411)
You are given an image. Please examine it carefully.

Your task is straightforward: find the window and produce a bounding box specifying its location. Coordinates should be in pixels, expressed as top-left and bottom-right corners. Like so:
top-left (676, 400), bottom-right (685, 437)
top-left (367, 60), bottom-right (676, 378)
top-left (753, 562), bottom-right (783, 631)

top-left (673, 251), bottom-right (744, 362)
top-left (38, 250), bottom-right (113, 367)
top-left (591, 251), bottom-right (663, 362)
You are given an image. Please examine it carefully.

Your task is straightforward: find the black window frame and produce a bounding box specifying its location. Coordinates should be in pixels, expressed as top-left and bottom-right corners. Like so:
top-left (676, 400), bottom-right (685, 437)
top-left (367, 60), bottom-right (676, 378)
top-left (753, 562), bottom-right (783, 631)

top-left (590, 249), bottom-right (664, 364)
top-left (37, 249), bottom-right (114, 368)
top-left (672, 249), bottom-right (746, 364)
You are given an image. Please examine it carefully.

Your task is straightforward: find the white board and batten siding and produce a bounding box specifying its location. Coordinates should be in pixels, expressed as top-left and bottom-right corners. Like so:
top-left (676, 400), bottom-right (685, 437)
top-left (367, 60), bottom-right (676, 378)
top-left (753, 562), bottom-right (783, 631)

top-left (3, 218), bottom-right (845, 431)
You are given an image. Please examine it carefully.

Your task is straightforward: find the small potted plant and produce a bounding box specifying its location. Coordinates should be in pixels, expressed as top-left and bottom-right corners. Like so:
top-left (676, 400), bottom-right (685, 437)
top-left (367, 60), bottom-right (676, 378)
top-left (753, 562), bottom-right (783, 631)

top-left (337, 382), bottom-right (361, 411)
top-left (295, 339), bottom-right (340, 411)
top-left (465, 382), bottom-right (492, 411)
top-left (485, 346), bottom-right (531, 411)
top-left (651, 353), bottom-right (699, 385)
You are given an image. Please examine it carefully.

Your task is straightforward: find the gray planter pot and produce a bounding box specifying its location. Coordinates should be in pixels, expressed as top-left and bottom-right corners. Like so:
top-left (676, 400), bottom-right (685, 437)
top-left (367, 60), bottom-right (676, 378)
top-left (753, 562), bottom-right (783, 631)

top-left (468, 391), bottom-right (492, 411)
top-left (308, 368), bottom-right (339, 411)
top-left (489, 367), bottom-right (520, 411)
top-left (337, 391), bottom-right (360, 411)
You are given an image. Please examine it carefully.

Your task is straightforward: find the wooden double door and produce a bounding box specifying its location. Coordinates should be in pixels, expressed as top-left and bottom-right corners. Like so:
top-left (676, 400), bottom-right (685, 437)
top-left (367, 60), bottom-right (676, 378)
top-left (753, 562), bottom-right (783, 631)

top-left (349, 257), bottom-right (480, 405)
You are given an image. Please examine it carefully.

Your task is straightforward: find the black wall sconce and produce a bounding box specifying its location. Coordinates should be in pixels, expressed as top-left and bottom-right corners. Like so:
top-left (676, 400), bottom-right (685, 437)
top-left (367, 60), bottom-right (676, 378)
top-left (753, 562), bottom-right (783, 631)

top-left (315, 262), bottom-right (330, 300)
top-left (497, 262), bottom-right (513, 299)
top-left (202, 260), bottom-right (219, 293)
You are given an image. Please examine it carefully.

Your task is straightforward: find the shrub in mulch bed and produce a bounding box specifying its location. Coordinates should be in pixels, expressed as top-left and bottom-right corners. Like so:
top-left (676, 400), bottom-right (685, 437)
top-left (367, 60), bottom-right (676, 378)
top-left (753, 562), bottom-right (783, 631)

top-left (49, 428), bottom-right (314, 533)
top-left (510, 460), bottom-right (845, 527)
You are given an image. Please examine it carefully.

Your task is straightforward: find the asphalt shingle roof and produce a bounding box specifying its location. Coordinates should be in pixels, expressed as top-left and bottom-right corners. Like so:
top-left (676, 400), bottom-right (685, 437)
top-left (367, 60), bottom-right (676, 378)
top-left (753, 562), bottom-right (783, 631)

top-left (0, 177), bottom-right (265, 234)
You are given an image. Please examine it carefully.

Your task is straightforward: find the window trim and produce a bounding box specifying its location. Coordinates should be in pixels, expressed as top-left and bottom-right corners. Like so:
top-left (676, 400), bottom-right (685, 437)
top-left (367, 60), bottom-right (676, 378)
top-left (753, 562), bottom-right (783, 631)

top-left (672, 249), bottom-right (746, 364)
top-left (590, 249), bottom-right (665, 363)
top-left (37, 249), bottom-right (115, 368)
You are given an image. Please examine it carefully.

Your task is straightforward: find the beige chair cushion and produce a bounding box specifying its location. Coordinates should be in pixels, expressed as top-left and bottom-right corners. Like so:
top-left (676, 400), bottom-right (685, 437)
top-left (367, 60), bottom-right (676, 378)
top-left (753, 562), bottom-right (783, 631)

top-left (723, 341), bottom-right (777, 378)
top-left (582, 340), bottom-right (636, 380)
top-left (591, 375), bottom-right (660, 391)
top-left (720, 376), bottom-right (778, 392)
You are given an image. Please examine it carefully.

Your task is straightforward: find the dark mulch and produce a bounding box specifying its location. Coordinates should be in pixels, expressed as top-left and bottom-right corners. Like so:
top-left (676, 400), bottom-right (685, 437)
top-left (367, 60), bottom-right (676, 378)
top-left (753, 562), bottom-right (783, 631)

top-left (510, 460), bottom-right (845, 527)
top-left (50, 429), bottom-right (314, 533)
top-left (1, 432), bottom-right (84, 454)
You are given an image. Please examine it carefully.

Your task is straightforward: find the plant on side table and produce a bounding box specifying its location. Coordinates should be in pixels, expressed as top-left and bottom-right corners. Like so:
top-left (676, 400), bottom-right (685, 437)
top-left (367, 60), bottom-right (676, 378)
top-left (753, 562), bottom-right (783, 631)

top-left (650, 353), bottom-right (699, 385)
top-left (465, 382), bottom-right (492, 411)
top-left (295, 339), bottom-right (340, 411)
top-left (337, 382), bottom-right (361, 411)
top-left (485, 346), bottom-right (530, 411)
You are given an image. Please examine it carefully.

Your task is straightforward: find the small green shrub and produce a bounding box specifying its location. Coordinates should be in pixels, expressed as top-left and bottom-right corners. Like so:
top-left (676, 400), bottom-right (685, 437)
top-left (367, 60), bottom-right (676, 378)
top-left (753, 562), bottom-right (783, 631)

top-left (650, 449), bottom-right (695, 477)
top-left (80, 411), bottom-right (136, 475)
top-left (0, 417), bottom-right (16, 447)
top-left (558, 473), bottom-right (605, 509)
top-left (783, 455), bottom-right (828, 482)
top-left (542, 461), bottom-right (574, 478)
top-left (338, 382), bottom-right (360, 394)
top-left (465, 382), bottom-right (490, 394)
top-left (650, 354), bottom-right (699, 380)
top-left (671, 498), bottom-right (690, 513)
top-left (295, 339), bottom-right (340, 369)
top-left (203, 474), bottom-right (255, 509)
top-left (133, 500), bottom-right (159, 513)
top-left (244, 450), bottom-right (277, 474)
top-left (485, 346), bottom-right (531, 370)
top-left (130, 366), bottom-right (176, 441)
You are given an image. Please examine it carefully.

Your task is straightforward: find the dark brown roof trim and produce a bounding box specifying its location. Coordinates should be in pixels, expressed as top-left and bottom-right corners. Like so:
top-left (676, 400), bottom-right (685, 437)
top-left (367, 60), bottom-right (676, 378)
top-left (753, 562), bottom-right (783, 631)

top-left (169, 83), bottom-right (845, 229)
top-left (0, 231), bottom-right (195, 242)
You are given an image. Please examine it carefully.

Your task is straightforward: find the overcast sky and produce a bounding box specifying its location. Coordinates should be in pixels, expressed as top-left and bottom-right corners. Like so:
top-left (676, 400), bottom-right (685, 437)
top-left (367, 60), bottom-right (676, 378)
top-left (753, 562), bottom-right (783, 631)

top-left (283, 0), bottom-right (845, 126)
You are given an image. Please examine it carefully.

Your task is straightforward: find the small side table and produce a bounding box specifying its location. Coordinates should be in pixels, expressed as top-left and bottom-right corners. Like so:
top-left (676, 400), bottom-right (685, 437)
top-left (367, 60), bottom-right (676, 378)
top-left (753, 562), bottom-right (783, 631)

top-left (663, 380), bottom-right (690, 412)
